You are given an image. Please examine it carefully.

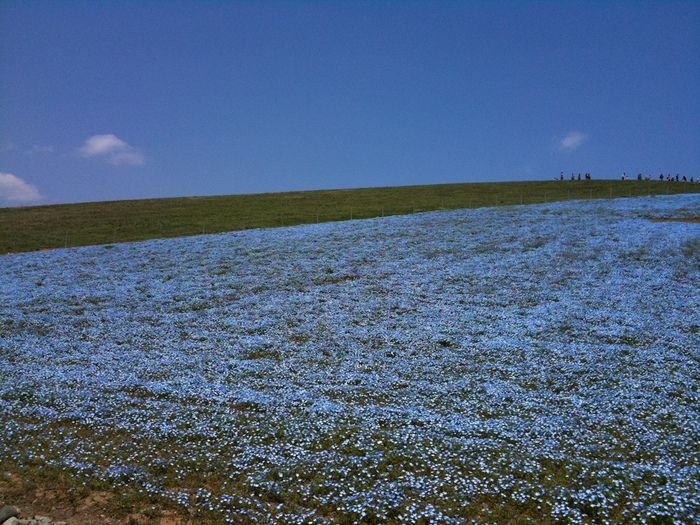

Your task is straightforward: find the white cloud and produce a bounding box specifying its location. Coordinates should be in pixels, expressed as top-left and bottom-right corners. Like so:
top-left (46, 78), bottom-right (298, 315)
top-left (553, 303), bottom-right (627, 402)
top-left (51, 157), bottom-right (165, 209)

top-left (78, 134), bottom-right (144, 165)
top-left (0, 172), bottom-right (42, 204)
top-left (559, 131), bottom-right (587, 152)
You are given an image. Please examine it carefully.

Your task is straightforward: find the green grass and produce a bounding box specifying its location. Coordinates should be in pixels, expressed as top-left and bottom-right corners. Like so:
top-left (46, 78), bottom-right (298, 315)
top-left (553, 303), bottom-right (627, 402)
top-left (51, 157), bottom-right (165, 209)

top-left (2, 179), bottom-right (697, 254)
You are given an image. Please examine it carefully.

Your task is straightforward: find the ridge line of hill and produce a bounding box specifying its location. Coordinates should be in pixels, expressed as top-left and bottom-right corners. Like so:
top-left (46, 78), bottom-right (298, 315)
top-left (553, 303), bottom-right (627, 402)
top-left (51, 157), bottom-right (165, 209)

top-left (2, 179), bottom-right (697, 254)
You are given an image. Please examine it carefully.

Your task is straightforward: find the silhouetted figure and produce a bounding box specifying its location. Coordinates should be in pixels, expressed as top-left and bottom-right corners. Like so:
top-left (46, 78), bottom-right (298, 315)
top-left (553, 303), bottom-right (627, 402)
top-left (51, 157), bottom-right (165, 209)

top-left (682, 176), bottom-right (687, 181)
top-left (676, 174), bottom-right (680, 181)
top-left (660, 174), bottom-right (664, 180)
top-left (560, 171), bottom-right (564, 181)
top-left (637, 173), bottom-right (642, 181)
top-left (578, 173), bottom-right (581, 181)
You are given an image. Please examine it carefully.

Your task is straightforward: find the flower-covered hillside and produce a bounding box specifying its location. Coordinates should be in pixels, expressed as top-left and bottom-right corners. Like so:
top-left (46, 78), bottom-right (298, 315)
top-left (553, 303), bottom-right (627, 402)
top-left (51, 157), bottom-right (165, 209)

top-left (1, 195), bottom-right (698, 524)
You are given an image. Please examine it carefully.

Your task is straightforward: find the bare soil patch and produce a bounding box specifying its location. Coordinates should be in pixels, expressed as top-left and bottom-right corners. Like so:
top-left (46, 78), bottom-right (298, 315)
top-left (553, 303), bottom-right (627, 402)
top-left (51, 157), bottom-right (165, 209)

top-left (649, 216), bottom-right (700, 223)
top-left (0, 470), bottom-right (194, 525)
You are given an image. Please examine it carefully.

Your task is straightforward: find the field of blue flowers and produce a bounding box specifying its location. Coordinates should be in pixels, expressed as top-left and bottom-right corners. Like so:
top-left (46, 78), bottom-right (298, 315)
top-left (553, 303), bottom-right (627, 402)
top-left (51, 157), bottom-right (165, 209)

top-left (1, 195), bottom-right (698, 524)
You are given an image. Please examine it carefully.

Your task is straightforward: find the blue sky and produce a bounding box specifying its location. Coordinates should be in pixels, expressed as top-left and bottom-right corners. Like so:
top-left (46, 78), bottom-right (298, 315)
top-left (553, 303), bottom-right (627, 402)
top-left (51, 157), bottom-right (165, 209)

top-left (1, 1), bottom-right (698, 206)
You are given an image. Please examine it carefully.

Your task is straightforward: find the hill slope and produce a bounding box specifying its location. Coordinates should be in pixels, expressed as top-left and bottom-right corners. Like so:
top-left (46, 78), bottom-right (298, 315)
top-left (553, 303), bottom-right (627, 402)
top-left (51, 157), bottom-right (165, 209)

top-left (1, 179), bottom-right (697, 253)
top-left (2, 195), bottom-right (698, 522)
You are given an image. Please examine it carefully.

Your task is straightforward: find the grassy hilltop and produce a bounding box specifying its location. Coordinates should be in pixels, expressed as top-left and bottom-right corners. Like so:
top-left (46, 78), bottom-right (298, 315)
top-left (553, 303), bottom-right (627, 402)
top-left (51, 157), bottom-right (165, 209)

top-left (1, 179), bottom-right (697, 254)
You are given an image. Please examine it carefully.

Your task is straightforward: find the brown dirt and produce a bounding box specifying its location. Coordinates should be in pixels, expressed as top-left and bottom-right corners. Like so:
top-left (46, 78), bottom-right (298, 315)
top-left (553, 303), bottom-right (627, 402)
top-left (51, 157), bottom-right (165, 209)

top-left (649, 216), bottom-right (700, 223)
top-left (0, 470), bottom-right (195, 525)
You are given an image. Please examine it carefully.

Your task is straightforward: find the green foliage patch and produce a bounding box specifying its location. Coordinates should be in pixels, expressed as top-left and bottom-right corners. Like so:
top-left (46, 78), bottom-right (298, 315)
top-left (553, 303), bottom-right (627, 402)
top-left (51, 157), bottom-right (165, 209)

top-left (2, 179), bottom-right (696, 254)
